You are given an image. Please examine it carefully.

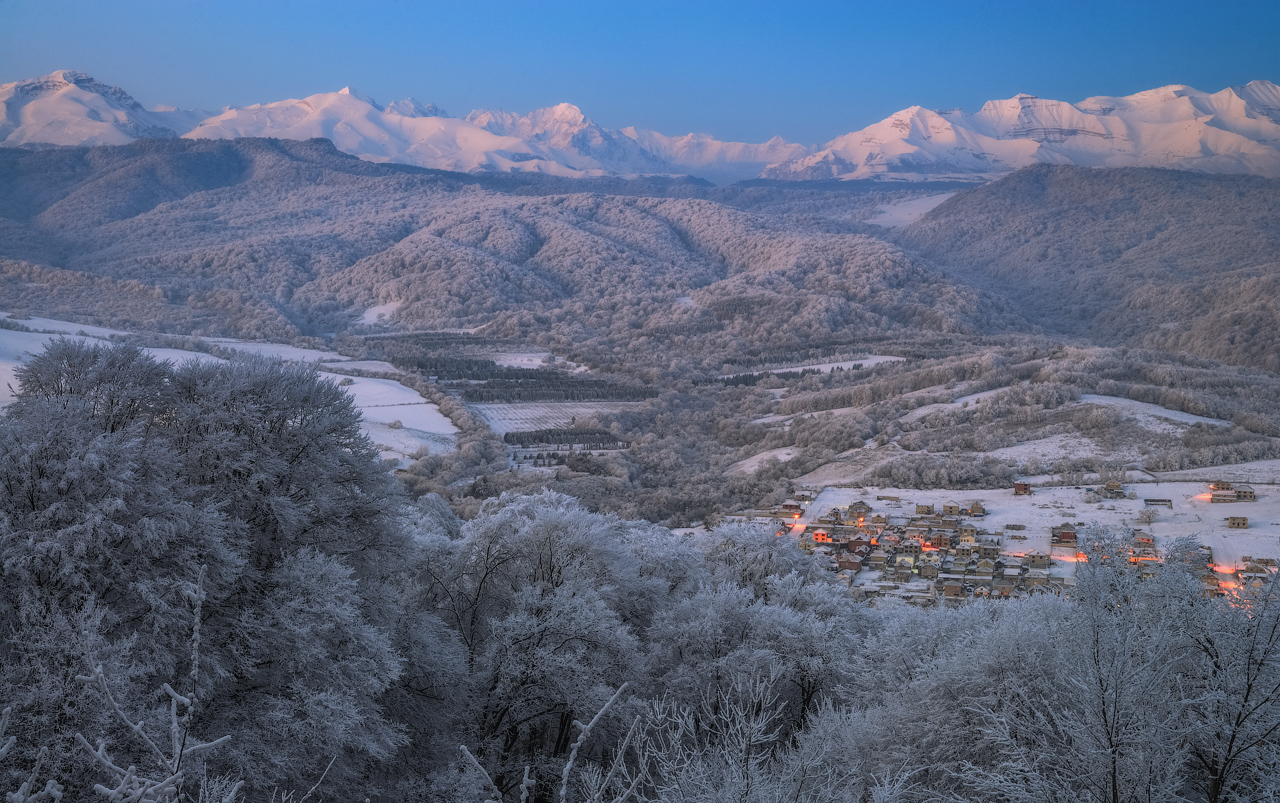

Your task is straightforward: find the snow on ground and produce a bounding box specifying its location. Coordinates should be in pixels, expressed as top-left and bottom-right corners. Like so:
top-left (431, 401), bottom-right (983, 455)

top-left (721, 355), bottom-right (905, 378)
top-left (899, 387), bottom-right (1010, 424)
top-left (327, 360), bottom-right (402, 374)
top-left (863, 193), bottom-right (956, 227)
top-left (141, 348), bottom-right (226, 366)
top-left (320, 374), bottom-right (459, 465)
top-left (1077, 394), bottom-right (1230, 428)
top-left (0, 329), bottom-right (72, 404)
top-left (472, 401), bottom-right (645, 435)
top-left (360, 301), bottom-right (403, 325)
top-left (984, 433), bottom-right (1141, 465)
top-left (0, 313), bottom-right (129, 338)
top-left (729, 447), bottom-right (799, 474)
top-left (792, 482), bottom-right (1280, 575)
top-left (1, 330), bottom-right (224, 404)
top-left (1152, 459), bottom-right (1280, 485)
top-left (485, 352), bottom-right (587, 372)
top-left (205, 339), bottom-right (349, 362)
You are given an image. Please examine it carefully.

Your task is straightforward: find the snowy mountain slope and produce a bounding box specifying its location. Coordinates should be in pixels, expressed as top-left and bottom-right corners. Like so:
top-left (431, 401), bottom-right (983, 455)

top-left (763, 81), bottom-right (1280, 181)
top-left (5, 71), bottom-right (1280, 182)
top-left (0, 70), bottom-right (191, 147)
top-left (619, 129), bottom-right (814, 184)
top-left (465, 103), bottom-right (673, 174)
top-left (0, 71), bottom-right (809, 181)
top-left (185, 87), bottom-right (598, 176)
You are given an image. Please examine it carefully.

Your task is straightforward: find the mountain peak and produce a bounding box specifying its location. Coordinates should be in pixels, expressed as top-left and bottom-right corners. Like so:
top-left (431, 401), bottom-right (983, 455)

top-left (338, 86), bottom-right (382, 110)
top-left (385, 97), bottom-right (449, 118)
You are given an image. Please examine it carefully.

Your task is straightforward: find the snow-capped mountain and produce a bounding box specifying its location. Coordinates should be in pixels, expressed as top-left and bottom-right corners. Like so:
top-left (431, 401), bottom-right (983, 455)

top-left (620, 129), bottom-right (812, 184)
top-left (185, 87), bottom-right (597, 176)
top-left (762, 82), bottom-right (1280, 181)
top-left (4, 71), bottom-right (1280, 183)
top-left (0, 70), bottom-right (190, 147)
top-left (0, 71), bottom-right (810, 180)
top-left (465, 103), bottom-right (673, 174)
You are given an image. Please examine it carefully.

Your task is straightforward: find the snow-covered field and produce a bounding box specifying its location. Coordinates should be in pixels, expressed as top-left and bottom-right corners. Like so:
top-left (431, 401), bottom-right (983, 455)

top-left (486, 352), bottom-right (588, 372)
top-left (1, 312), bottom-right (458, 460)
top-left (472, 401), bottom-right (645, 435)
top-left (722, 355), bottom-right (905, 379)
top-left (899, 387), bottom-right (1011, 424)
top-left (1, 327), bottom-right (221, 404)
top-left (321, 375), bottom-right (459, 466)
top-left (1152, 458), bottom-right (1280, 485)
top-left (0, 314), bottom-right (128, 338)
top-left (328, 360), bottom-right (402, 374)
top-left (864, 193), bottom-right (956, 227)
top-left (205, 339), bottom-right (349, 362)
top-left (1077, 394), bottom-right (1230, 428)
top-left (984, 433), bottom-right (1140, 465)
top-left (360, 301), bottom-right (403, 325)
top-left (730, 446), bottom-right (799, 474)
top-left (794, 482), bottom-right (1280, 575)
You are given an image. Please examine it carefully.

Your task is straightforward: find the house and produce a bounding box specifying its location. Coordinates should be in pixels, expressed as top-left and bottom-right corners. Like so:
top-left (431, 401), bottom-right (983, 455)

top-left (966, 500), bottom-right (986, 516)
top-left (993, 577), bottom-right (1017, 598)
top-left (1210, 480), bottom-right (1234, 491)
top-left (899, 539), bottom-right (923, 556)
top-left (871, 513), bottom-right (888, 527)
top-left (977, 541), bottom-right (1001, 561)
top-left (849, 500), bottom-right (873, 515)
top-left (1102, 480), bottom-right (1125, 499)
top-left (1200, 573), bottom-right (1221, 596)
top-left (974, 559), bottom-right (997, 577)
top-left (811, 530), bottom-right (831, 542)
top-left (866, 550), bottom-right (888, 569)
top-left (929, 533), bottom-right (953, 550)
top-left (958, 523), bottom-right (978, 538)
top-left (1013, 482), bottom-right (1032, 496)
top-left (1240, 562), bottom-right (1274, 590)
top-left (1228, 517), bottom-right (1249, 530)
top-left (836, 555), bottom-right (862, 573)
top-left (1236, 485), bottom-right (1257, 502)
top-left (943, 580), bottom-right (965, 598)
top-left (942, 501), bottom-right (961, 516)
top-left (1211, 489), bottom-right (1240, 504)
top-left (1025, 551), bottom-right (1052, 570)
top-left (1024, 570), bottom-right (1049, 589)
top-left (782, 500), bottom-right (803, 513)
top-left (919, 562), bottom-right (940, 580)
top-left (916, 503), bottom-right (935, 515)
top-left (1051, 523), bottom-right (1078, 545)
top-left (936, 517), bottom-right (960, 532)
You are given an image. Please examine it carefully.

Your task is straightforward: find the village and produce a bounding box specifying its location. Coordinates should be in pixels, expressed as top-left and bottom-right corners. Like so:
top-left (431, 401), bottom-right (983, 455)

top-left (728, 478), bottom-right (1280, 606)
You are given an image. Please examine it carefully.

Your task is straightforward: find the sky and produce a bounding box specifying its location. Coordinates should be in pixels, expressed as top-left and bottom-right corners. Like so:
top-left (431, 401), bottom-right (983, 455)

top-left (2, 0), bottom-right (1279, 144)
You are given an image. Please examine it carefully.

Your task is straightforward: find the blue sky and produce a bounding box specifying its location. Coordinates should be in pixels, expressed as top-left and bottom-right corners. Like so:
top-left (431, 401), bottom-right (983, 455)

top-left (2, 0), bottom-right (1278, 143)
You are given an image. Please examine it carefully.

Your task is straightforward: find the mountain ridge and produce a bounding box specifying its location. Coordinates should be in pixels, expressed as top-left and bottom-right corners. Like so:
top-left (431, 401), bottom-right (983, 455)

top-left (3, 71), bottom-right (1279, 183)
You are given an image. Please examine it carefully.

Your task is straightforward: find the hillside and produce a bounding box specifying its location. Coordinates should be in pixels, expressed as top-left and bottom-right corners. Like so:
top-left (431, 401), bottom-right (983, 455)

top-left (0, 137), bottom-right (1023, 375)
top-left (895, 165), bottom-right (1280, 371)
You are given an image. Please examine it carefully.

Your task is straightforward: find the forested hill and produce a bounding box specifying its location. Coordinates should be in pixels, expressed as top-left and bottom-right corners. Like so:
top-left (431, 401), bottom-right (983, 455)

top-left (5, 140), bottom-right (1280, 374)
top-left (0, 137), bottom-right (1025, 375)
top-left (894, 165), bottom-right (1280, 372)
